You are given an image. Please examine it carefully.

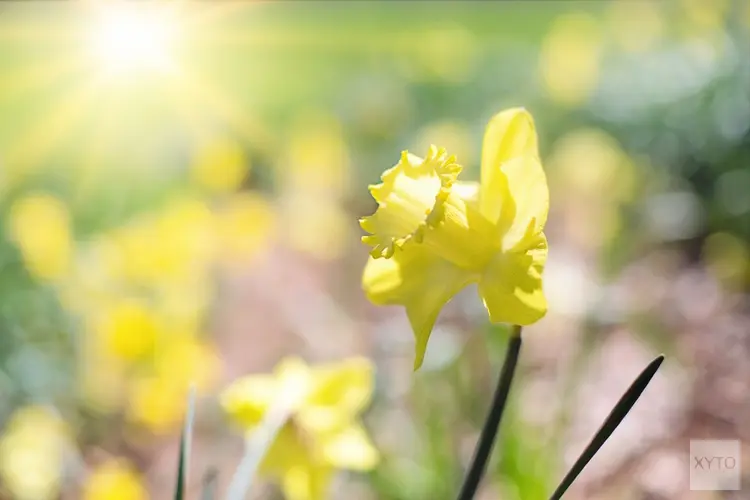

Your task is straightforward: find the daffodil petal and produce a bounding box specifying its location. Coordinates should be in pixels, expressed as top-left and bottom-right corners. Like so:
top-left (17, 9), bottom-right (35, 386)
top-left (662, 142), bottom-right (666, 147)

top-left (219, 374), bottom-right (277, 428)
top-left (300, 358), bottom-right (374, 432)
top-left (478, 232), bottom-right (548, 325)
top-left (362, 247), bottom-right (474, 370)
top-left (481, 107), bottom-right (539, 172)
top-left (274, 357), bottom-right (314, 409)
top-left (452, 180), bottom-right (481, 203)
top-left (220, 358), bottom-right (314, 429)
top-left (500, 155), bottom-right (549, 250)
top-left (282, 463), bottom-right (333, 500)
top-left (477, 157), bottom-right (511, 225)
top-left (260, 424), bottom-right (310, 475)
top-left (479, 107), bottom-right (539, 221)
top-left (320, 424), bottom-right (380, 471)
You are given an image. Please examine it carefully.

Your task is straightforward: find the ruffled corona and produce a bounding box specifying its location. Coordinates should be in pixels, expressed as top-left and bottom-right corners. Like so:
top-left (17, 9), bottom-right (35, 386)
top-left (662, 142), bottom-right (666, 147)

top-left (360, 145), bottom-right (462, 259)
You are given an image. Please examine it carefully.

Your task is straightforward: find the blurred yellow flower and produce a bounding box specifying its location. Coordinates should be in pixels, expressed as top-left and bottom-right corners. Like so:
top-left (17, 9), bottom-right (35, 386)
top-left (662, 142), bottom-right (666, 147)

top-left (108, 222), bottom-right (163, 285)
top-left (547, 128), bottom-right (638, 249)
top-left (96, 299), bottom-right (160, 362)
top-left (284, 195), bottom-right (350, 260)
top-left (190, 136), bottom-right (248, 195)
top-left (681, 0), bottom-right (728, 32)
top-left (58, 240), bottom-right (119, 314)
top-left (110, 198), bottom-right (215, 286)
top-left (83, 459), bottom-right (148, 500)
top-left (0, 406), bottom-right (70, 500)
top-left (215, 192), bottom-right (276, 264)
top-left (221, 357), bottom-right (379, 500)
top-left (677, 0), bottom-right (729, 63)
top-left (549, 129), bottom-right (636, 203)
top-left (128, 374), bottom-right (186, 433)
top-left (58, 194), bottom-right (227, 425)
top-left (7, 193), bottom-right (72, 280)
top-left (539, 13), bottom-right (601, 106)
top-left (284, 112), bottom-right (350, 196)
top-left (406, 28), bottom-right (477, 84)
top-left (154, 335), bottom-right (221, 394)
top-left (155, 279), bottom-right (213, 334)
top-left (157, 197), bottom-right (215, 262)
top-left (361, 108), bottom-right (549, 369)
top-left (608, 1), bottom-right (663, 53)
top-left (78, 350), bottom-right (129, 414)
top-left (703, 232), bottom-right (749, 291)
top-left (129, 336), bottom-right (220, 433)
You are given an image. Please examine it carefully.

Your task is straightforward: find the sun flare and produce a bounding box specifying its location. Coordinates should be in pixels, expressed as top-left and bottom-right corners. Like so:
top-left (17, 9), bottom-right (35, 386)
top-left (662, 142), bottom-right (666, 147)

top-left (88, 3), bottom-right (179, 76)
top-left (0, 1), bottom-right (262, 174)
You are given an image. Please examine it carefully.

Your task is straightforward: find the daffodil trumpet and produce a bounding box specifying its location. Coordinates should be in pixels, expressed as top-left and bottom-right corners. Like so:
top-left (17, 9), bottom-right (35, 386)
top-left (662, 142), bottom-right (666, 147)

top-left (361, 107), bottom-right (549, 369)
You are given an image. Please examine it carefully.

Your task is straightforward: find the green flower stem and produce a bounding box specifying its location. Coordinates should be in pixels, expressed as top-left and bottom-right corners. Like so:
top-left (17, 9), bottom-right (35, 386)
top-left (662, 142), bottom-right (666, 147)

top-left (548, 354), bottom-right (664, 500)
top-left (457, 325), bottom-right (523, 500)
top-left (174, 386), bottom-right (197, 500)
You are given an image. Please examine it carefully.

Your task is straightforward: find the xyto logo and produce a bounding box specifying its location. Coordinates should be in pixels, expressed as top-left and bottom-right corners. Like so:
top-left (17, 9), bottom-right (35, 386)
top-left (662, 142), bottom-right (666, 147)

top-left (689, 440), bottom-right (741, 491)
top-left (693, 456), bottom-right (738, 471)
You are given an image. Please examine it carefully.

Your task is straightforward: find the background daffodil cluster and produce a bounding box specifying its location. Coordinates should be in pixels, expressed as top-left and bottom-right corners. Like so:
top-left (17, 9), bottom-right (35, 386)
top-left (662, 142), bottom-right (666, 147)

top-left (0, 1), bottom-right (749, 499)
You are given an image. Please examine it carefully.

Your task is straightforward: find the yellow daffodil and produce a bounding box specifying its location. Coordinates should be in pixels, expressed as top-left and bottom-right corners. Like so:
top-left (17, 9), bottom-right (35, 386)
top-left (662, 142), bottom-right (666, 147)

top-left (83, 459), bottom-right (148, 500)
top-left (539, 14), bottom-right (601, 106)
top-left (7, 193), bottom-right (72, 281)
top-left (128, 337), bottom-right (220, 433)
top-left (109, 198), bottom-right (215, 286)
top-left (215, 192), bottom-right (276, 264)
top-left (361, 108), bottom-right (549, 369)
top-left (221, 357), bottom-right (379, 500)
top-left (96, 299), bottom-right (161, 362)
top-left (190, 136), bottom-right (248, 195)
top-left (0, 406), bottom-right (71, 500)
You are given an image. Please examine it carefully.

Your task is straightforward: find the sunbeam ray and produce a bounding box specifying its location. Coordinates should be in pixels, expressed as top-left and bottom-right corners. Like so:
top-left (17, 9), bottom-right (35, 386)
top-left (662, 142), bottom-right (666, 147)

top-left (0, 58), bottom-right (88, 105)
top-left (3, 77), bottom-right (105, 177)
top-left (171, 70), bottom-right (274, 154)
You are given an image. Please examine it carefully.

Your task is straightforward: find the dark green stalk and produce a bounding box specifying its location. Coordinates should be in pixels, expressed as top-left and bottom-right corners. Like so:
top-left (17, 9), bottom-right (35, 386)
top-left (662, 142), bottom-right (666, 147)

top-left (174, 433), bottom-right (187, 500)
top-left (548, 355), bottom-right (664, 500)
top-left (174, 386), bottom-right (197, 500)
top-left (456, 325), bottom-right (523, 500)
